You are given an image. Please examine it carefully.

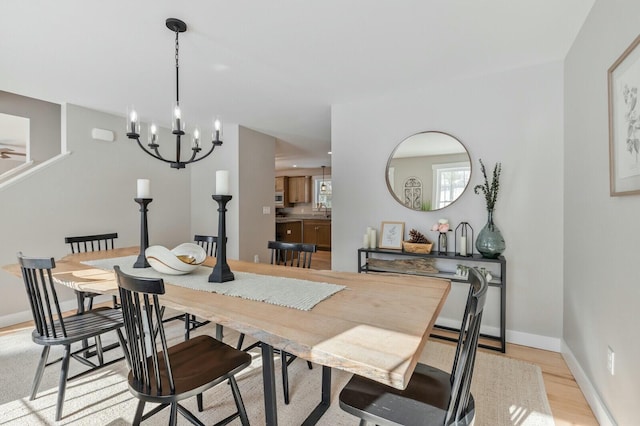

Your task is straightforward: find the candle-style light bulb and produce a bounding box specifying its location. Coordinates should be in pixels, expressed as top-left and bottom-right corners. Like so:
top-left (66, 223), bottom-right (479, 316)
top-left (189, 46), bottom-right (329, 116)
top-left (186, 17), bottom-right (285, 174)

top-left (213, 117), bottom-right (222, 141)
top-left (173, 104), bottom-right (182, 132)
top-left (149, 123), bottom-right (158, 145)
top-left (128, 107), bottom-right (138, 134)
top-left (192, 127), bottom-right (200, 148)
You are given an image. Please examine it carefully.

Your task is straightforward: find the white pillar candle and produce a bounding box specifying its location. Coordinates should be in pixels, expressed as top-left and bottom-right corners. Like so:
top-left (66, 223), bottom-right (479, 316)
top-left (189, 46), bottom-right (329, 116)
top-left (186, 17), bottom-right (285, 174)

top-left (460, 236), bottom-right (467, 256)
top-left (369, 229), bottom-right (377, 249)
top-left (363, 233), bottom-right (370, 249)
top-left (137, 179), bottom-right (151, 198)
top-left (216, 170), bottom-right (229, 195)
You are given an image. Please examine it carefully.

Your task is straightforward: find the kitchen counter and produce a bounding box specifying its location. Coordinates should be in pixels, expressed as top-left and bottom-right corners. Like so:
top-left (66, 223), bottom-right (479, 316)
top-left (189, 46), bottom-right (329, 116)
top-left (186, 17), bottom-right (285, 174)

top-left (275, 218), bottom-right (303, 223)
top-left (276, 216), bottom-right (331, 223)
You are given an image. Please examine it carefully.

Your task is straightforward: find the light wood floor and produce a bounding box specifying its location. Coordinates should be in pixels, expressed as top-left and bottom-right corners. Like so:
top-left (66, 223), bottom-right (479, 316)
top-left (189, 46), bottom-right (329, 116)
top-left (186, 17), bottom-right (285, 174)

top-left (2, 249), bottom-right (597, 425)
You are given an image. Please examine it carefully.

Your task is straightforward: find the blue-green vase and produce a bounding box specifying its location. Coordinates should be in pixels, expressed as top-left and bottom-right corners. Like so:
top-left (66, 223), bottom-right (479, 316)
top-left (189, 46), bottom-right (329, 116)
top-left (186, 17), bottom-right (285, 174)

top-left (475, 210), bottom-right (505, 258)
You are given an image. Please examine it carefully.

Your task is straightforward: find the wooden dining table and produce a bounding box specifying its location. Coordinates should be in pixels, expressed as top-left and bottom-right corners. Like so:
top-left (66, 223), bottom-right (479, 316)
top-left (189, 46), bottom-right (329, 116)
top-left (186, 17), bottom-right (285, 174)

top-left (3, 247), bottom-right (450, 425)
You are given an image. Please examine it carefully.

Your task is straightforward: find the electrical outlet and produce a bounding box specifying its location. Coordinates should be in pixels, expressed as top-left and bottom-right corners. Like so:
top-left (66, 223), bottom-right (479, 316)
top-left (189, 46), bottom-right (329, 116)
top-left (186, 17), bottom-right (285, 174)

top-left (607, 346), bottom-right (615, 375)
top-left (262, 206), bottom-right (270, 214)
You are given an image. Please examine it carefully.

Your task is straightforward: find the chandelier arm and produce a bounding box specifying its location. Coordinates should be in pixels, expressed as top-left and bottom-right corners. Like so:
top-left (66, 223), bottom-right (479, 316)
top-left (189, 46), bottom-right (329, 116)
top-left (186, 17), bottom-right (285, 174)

top-left (183, 141), bottom-right (221, 165)
top-left (134, 137), bottom-right (174, 164)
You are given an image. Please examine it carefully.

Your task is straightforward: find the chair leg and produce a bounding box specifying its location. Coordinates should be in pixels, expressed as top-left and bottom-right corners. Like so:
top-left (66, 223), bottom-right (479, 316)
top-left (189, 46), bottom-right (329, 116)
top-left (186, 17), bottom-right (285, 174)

top-left (95, 335), bottom-right (104, 365)
top-left (236, 333), bottom-right (245, 350)
top-left (75, 291), bottom-right (92, 357)
top-left (359, 420), bottom-right (368, 426)
top-left (30, 346), bottom-right (50, 400)
top-left (169, 402), bottom-right (178, 426)
top-left (197, 393), bottom-right (203, 412)
top-left (116, 329), bottom-right (131, 369)
top-left (55, 345), bottom-right (72, 421)
top-left (229, 376), bottom-right (250, 426)
top-left (282, 352), bottom-right (290, 405)
top-left (132, 400), bottom-right (145, 426)
top-left (307, 360), bottom-right (313, 370)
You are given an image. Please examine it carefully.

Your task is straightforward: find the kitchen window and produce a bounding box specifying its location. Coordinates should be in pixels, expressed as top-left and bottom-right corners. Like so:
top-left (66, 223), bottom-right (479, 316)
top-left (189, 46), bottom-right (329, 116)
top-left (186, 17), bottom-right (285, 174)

top-left (313, 175), bottom-right (332, 211)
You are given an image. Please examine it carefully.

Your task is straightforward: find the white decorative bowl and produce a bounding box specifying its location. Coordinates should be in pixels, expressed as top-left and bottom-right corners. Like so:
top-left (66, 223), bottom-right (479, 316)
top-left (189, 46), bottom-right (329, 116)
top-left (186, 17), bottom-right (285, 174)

top-left (145, 243), bottom-right (207, 275)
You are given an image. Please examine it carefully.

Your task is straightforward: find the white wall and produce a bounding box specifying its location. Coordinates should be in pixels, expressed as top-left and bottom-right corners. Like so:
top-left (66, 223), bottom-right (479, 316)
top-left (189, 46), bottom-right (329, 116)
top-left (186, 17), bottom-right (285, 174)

top-left (191, 124), bottom-right (241, 259)
top-left (190, 125), bottom-right (276, 263)
top-left (238, 126), bottom-right (275, 263)
top-left (564, 0), bottom-right (640, 424)
top-left (332, 62), bottom-right (564, 348)
top-left (0, 103), bottom-right (191, 326)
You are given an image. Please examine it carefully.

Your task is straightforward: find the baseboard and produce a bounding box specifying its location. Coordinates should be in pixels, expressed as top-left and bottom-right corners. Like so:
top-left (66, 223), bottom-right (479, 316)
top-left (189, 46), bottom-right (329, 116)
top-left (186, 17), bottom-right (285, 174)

top-left (506, 329), bottom-right (561, 352)
top-left (561, 340), bottom-right (617, 426)
top-left (436, 318), bottom-right (561, 352)
top-left (0, 294), bottom-right (112, 329)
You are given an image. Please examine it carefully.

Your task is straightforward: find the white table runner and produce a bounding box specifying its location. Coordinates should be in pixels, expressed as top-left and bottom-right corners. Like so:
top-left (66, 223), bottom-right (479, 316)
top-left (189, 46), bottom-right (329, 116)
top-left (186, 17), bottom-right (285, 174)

top-left (81, 255), bottom-right (344, 311)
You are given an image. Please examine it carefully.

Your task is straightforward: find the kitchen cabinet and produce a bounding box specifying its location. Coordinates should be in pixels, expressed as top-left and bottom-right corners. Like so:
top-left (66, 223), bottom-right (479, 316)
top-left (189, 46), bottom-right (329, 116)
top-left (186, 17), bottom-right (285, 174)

top-left (275, 176), bottom-right (287, 192)
top-left (288, 176), bottom-right (311, 203)
top-left (276, 221), bottom-right (302, 243)
top-left (303, 220), bottom-right (331, 250)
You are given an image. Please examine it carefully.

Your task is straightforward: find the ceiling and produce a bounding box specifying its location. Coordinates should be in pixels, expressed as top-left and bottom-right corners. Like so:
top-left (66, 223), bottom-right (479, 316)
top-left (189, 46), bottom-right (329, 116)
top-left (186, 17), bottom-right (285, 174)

top-left (1, 1), bottom-right (594, 170)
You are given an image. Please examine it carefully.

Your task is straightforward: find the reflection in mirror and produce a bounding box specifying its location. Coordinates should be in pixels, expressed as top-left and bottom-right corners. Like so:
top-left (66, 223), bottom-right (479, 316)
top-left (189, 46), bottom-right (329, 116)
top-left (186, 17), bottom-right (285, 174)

top-left (386, 131), bottom-right (471, 211)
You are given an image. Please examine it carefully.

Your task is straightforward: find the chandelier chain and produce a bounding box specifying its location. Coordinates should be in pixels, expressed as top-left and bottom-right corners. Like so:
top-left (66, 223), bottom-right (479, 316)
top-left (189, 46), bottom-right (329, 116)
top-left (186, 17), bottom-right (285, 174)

top-left (175, 30), bottom-right (180, 104)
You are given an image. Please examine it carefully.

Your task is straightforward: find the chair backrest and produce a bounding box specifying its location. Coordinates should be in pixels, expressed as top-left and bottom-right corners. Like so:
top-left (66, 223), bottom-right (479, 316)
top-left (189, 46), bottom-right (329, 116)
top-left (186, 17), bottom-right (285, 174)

top-left (193, 234), bottom-right (219, 257)
top-left (446, 267), bottom-right (488, 424)
top-left (268, 241), bottom-right (316, 268)
top-left (65, 232), bottom-right (118, 253)
top-left (114, 266), bottom-right (176, 395)
top-left (17, 252), bottom-right (67, 339)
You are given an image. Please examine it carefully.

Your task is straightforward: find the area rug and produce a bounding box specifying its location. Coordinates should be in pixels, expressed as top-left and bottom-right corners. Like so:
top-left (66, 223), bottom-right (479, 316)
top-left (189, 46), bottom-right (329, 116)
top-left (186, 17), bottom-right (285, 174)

top-left (0, 321), bottom-right (554, 425)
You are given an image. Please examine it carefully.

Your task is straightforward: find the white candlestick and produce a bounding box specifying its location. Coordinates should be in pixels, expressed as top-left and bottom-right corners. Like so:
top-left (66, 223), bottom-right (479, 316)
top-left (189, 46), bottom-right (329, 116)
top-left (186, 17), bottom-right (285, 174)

top-left (216, 170), bottom-right (229, 195)
top-left (460, 236), bottom-right (467, 256)
top-left (137, 179), bottom-right (150, 198)
top-left (369, 229), bottom-right (377, 249)
top-left (363, 234), bottom-right (370, 249)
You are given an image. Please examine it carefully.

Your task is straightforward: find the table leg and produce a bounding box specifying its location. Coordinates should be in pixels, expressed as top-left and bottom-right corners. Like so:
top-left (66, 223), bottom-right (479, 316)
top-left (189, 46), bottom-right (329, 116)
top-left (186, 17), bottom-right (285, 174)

top-left (301, 366), bottom-right (331, 425)
top-left (261, 343), bottom-right (278, 425)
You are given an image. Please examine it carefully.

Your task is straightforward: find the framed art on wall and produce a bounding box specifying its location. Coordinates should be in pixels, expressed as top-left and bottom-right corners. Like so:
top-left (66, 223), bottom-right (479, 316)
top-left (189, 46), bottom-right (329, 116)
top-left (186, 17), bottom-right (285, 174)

top-left (379, 221), bottom-right (405, 249)
top-left (608, 33), bottom-right (640, 196)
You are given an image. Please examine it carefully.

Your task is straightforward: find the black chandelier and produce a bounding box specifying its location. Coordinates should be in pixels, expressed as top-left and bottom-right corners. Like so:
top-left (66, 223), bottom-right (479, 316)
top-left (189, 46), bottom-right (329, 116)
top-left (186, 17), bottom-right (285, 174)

top-left (126, 18), bottom-right (222, 169)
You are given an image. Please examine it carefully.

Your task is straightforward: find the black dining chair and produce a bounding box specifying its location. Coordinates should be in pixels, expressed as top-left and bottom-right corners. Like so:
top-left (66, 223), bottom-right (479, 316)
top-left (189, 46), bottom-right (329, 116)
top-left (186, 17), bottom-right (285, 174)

top-left (338, 267), bottom-right (488, 426)
top-left (114, 265), bottom-right (251, 426)
top-left (194, 234), bottom-right (220, 256)
top-left (64, 232), bottom-right (119, 311)
top-left (269, 240), bottom-right (315, 268)
top-left (17, 252), bottom-right (127, 421)
top-left (237, 240), bottom-right (317, 405)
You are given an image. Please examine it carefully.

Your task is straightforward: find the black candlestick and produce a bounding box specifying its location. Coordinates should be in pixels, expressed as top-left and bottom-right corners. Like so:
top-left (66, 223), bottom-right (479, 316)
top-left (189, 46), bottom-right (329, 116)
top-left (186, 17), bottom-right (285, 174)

top-left (133, 198), bottom-right (152, 268)
top-left (209, 195), bottom-right (234, 282)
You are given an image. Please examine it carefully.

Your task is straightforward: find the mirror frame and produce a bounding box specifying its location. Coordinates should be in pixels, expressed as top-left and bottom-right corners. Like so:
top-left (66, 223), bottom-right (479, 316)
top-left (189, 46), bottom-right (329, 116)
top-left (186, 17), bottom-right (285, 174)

top-left (385, 131), bottom-right (472, 211)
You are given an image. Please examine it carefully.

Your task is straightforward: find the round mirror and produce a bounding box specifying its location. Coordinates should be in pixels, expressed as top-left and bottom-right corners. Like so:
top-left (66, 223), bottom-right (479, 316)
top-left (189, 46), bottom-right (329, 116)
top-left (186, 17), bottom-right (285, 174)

top-left (386, 131), bottom-right (471, 211)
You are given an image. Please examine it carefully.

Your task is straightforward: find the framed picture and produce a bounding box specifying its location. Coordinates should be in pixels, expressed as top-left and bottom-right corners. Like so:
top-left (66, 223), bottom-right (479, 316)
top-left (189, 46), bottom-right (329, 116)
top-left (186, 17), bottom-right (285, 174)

top-left (608, 33), bottom-right (640, 196)
top-left (379, 221), bottom-right (405, 249)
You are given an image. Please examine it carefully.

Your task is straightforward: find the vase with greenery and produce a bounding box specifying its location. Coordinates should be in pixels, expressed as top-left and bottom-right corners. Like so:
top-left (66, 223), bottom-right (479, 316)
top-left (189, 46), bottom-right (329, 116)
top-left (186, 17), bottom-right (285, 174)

top-left (474, 159), bottom-right (505, 258)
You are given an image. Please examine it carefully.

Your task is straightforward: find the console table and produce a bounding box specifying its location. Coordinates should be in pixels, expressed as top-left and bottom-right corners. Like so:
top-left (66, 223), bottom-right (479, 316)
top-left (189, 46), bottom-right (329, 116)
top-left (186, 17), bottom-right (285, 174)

top-left (358, 247), bottom-right (506, 352)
